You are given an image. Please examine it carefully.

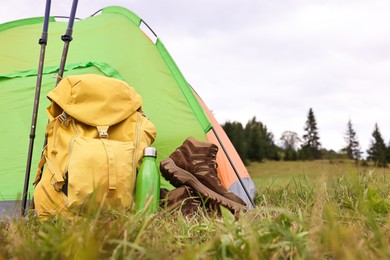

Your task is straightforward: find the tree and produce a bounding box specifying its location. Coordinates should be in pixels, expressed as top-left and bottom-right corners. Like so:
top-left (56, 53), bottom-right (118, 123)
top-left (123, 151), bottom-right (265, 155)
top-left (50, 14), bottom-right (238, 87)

top-left (387, 141), bottom-right (390, 164)
top-left (280, 131), bottom-right (301, 150)
top-left (222, 121), bottom-right (247, 163)
top-left (367, 123), bottom-right (388, 167)
top-left (222, 117), bottom-right (280, 163)
top-left (342, 119), bottom-right (361, 162)
top-left (261, 125), bottom-right (280, 161)
top-left (244, 117), bottom-right (265, 161)
top-left (280, 131), bottom-right (300, 161)
top-left (301, 108), bottom-right (321, 160)
top-left (244, 117), bottom-right (279, 162)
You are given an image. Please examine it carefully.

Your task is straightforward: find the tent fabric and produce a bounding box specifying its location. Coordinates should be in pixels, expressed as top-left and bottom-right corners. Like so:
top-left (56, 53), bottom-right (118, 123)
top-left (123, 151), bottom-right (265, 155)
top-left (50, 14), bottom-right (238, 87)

top-left (0, 64), bottom-right (116, 201)
top-left (194, 91), bottom-right (256, 208)
top-left (0, 6), bottom-right (256, 214)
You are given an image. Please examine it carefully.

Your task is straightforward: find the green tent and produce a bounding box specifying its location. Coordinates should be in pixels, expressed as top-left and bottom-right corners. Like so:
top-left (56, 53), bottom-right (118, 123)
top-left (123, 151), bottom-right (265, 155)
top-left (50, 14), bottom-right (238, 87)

top-left (0, 6), bottom-right (255, 216)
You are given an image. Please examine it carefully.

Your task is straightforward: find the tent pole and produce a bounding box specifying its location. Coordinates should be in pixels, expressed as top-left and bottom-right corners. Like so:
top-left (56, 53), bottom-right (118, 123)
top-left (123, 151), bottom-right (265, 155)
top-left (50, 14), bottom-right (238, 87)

top-left (22, 0), bottom-right (52, 216)
top-left (211, 127), bottom-right (256, 208)
top-left (56, 0), bottom-right (79, 84)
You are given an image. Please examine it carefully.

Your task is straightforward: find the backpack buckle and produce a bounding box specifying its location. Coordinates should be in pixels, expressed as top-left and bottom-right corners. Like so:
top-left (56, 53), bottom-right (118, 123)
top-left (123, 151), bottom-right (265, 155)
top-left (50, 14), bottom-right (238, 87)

top-left (97, 126), bottom-right (109, 139)
top-left (58, 111), bottom-right (71, 127)
top-left (99, 130), bottom-right (109, 138)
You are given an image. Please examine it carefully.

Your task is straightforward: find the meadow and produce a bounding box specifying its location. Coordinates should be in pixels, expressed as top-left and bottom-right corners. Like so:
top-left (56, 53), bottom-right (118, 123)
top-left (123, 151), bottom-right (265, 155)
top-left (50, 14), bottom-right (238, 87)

top-left (1, 160), bottom-right (390, 259)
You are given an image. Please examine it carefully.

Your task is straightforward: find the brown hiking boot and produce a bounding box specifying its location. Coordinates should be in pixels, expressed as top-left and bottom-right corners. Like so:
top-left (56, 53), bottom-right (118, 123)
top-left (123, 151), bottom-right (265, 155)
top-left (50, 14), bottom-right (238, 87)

top-left (160, 186), bottom-right (201, 216)
top-left (160, 158), bottom-right (246, 214)
top-left (168, 137), bottom-right (246, 206)
top-left (160, 186), bottom-right (223, 218)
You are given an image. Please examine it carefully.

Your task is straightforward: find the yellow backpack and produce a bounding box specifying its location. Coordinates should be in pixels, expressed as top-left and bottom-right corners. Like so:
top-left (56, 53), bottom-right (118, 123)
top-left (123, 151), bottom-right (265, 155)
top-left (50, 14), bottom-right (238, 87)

top-left (33, 74), bottom-right (156, 219)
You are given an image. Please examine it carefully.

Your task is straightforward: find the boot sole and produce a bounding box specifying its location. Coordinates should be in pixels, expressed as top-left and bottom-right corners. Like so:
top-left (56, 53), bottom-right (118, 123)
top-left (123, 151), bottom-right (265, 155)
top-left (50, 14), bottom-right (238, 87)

top-left (160, 158), bottom-right (246, 213)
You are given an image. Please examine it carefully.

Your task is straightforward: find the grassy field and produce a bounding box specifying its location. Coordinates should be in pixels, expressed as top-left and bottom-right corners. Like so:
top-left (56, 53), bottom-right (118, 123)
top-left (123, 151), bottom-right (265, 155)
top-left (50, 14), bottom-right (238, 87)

top-left (2, 160), bottom-right (390, 259)
top-left (248, 159), bottom-right (390, 185)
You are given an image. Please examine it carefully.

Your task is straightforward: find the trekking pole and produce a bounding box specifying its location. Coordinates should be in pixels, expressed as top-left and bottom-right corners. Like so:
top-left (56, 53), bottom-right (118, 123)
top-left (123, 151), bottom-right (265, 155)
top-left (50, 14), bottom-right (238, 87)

top-left (39, 0), bottom-right (79, 151)
top-left (22, 0), bottom-right (79, 216)
top-left (56, 0), bottom-right (79, 84)
top-left (22, 0), bottom-right (52, 216)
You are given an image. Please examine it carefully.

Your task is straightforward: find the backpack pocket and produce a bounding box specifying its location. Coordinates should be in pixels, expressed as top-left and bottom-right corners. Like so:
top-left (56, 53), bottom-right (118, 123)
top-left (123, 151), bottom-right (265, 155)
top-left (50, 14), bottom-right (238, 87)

top-left (66, 136), bottom-right (136, 213)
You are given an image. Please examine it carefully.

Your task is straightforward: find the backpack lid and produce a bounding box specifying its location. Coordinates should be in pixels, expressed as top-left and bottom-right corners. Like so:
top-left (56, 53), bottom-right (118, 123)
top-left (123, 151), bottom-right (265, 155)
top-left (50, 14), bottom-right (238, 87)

top-left (47, 74), bottom-right (143, 126)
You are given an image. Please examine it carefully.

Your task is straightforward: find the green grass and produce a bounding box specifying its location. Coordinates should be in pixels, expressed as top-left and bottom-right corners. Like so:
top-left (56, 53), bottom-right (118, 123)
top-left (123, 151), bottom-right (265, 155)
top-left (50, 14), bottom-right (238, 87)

top-left (249, 159), bottom-right (390, 187)
top-left (2, 160), bottom-right (390, 259)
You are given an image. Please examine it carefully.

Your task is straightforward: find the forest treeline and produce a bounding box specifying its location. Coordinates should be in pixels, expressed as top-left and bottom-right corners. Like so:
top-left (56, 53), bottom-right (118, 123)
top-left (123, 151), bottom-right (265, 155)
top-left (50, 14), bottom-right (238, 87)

top-left (222, 108), bottom-right (390, 167)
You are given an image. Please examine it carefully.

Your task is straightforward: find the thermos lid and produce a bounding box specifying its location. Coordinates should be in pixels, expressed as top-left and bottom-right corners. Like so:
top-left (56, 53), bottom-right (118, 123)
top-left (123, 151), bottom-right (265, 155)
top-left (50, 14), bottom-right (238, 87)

top-left (144, 147), bottom-right (157, 157)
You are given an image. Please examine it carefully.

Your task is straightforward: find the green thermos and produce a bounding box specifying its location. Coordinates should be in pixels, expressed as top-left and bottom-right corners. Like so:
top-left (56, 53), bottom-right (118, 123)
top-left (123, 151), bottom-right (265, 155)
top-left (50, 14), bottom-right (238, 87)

top-left (135, 147), bottom-right (160, 214)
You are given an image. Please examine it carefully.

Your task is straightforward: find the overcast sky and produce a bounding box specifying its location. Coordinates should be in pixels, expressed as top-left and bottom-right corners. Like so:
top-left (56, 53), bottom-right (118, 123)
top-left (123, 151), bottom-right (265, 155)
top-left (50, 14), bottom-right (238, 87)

top-left (1, 0), bottom-right (390, 154)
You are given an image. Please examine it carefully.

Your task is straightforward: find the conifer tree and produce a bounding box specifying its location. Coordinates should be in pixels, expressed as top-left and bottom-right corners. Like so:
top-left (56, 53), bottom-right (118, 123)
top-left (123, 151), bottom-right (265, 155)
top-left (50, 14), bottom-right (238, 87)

top-left (244, 117), bottom-right (265, 162)
top-left (342, 120), bottom-right (361, 162)
top-left (244, 117), bottom-right (279, 162)
top-left (387, 141), bottom-right (390, 164)
top-left (301, 108), bottom-right (321, 160)
top-left (222, 121), bottom-right (247, 163)
top-left (367, 123), bottom-right (388, 167)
